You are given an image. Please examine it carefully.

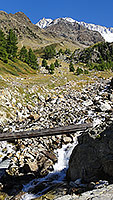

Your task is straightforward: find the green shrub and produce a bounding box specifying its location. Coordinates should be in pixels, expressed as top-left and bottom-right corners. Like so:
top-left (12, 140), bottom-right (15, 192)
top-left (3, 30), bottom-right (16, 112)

top-left (84, 69), bottom-right (89, 74)
top-left (69, 61), bottom-right (75, 72)
top-left (0, 47), bottom-right (8, 63)
top-left (54, 59), bottom-right (59, 68)
top-left (44, 45), bottom-right (56, 59)
top-left (64, 48), bottom-right (71, 55)
top-left (88, 63), bottom-right (95, 70)
top-left (58, 48), bottom-right (64, 56)
top-left (48, 63), bottom-right (55, 74)
top-left (42, 59), bottom-right (48, 68)
top-left (76, 67), bottom-right (83, 75)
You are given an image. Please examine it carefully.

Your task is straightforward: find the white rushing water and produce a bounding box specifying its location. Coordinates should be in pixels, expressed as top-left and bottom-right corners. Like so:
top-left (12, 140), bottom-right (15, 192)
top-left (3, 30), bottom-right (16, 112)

top-left (21, 134), bottom-right (79, 200)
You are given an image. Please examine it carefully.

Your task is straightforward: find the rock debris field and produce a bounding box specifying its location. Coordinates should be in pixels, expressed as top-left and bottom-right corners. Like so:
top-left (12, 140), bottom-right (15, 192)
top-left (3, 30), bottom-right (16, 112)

top-left (0, 75), bottom-right (113, 199)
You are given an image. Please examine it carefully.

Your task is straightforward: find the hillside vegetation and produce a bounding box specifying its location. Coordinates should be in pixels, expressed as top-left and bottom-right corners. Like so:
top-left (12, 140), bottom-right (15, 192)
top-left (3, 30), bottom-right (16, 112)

top-left (0, 28), bottom-right (39, 76)
top-left (0, 25), bottom-right (113, 85)
top-left (0, 59), bottom-right (36, 76)
top-left (73, 42), bottom-right (113, 64)
top-left (64, 42), bottom-right (113, 74)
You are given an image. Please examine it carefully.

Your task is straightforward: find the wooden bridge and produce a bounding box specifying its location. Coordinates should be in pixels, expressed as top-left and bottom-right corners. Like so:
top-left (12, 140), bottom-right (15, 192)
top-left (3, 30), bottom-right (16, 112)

top-left (0, 123), bottom-right (93, 141)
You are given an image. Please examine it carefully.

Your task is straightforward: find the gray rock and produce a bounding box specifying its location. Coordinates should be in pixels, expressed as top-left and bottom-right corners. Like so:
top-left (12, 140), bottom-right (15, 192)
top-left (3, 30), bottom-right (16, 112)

top-left (99, 101), bottom-right (111, 112)
top-left (67, 124), bottom-right (113, 183)
top-left (110, 77), bottom-right (113, 89)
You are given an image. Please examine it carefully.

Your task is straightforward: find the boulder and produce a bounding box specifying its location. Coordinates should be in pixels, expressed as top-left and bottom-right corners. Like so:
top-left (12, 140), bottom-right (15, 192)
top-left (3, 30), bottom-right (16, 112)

top-left (99, 101), bottom-right (111, 112)
top-left (110, 77), bottom-right (113, 89)
top-left (67, 124), bottom-right (113, 183)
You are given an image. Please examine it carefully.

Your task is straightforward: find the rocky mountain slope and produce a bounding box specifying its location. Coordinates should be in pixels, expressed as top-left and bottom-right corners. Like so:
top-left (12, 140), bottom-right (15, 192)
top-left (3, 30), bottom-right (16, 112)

top-left (37, 17), bottom-right (113, 42)
top-left (42, 18), bottom-right (104, 46)
top-left (0, 11), bottom-right (42, 46)
top-left (77, 21), bottom-right (113, 43)
top-left (0, 11), bottom-right (70, 50)
top-left (0, 11), bottom-right (105, 51)
top-left (0, 11), bottom-right (86, 50)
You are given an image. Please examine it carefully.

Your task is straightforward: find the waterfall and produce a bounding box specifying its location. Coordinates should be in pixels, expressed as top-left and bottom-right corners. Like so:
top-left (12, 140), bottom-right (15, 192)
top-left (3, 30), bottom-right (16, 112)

top-left (21, 134), bottom-right (79, 200)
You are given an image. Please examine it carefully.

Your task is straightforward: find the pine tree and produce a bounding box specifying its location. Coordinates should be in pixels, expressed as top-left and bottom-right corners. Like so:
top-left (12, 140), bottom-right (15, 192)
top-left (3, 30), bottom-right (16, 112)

top-left (0, 29), bottom-right (8, 63)
top-left (49, 63), bottom-right (55, 74)
top-left (0, 29), bottom-right (6, 49)
top-left (28, 48), bottom-right (38, 69)
top-left (76, 67), bottom-right (83, 75)
top-left (19, 46), bottom-right (28, 63)
top-left (58, 48), bottom-right (64, 56)
top-left (6, 29), bottom-right (18, 60)
top-left (42, 58), bottom-right (48, 68)
top-left (44, 45), bottom-right (56, 59)
top-left (0, 47), bottom-right (8, 63)
top-left (65, 48), bottom-right (71, 55)
top-left (54, 59), bottom-right (59, 68)
top-left (69, 61), bottom-right (75, 72)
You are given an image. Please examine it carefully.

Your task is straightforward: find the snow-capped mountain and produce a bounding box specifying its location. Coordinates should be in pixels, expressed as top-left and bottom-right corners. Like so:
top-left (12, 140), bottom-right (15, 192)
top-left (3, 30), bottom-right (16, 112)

top-left (36, 17), bottom-right (53, 29)
top-left (36, 17), bottom-right (113, 42)
top-left (77, 21), bottom-right (113, 43)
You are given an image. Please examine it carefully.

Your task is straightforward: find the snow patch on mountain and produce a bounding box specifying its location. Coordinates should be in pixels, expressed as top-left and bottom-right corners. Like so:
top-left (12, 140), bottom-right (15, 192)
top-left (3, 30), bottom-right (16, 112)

top-left (36, 17), bottom-right (113, 42)
top-left (76, 21), bottom-right (113, 42)
top-left (63, 17), bottom-right (75, 23)
top-left (36, 17), bottom-right (52, 29)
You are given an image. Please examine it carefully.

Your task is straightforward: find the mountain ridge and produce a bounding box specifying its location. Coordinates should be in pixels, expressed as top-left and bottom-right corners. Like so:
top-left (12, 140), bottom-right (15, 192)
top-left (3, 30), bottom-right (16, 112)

top-left (0, 11), bottom-right (105, 50)
top-left (42, 18), bottom-right (104, 46)
top-left (36, 17), bottom-right (113, 42)
top-left (0, 11), bottom-right (87, 50)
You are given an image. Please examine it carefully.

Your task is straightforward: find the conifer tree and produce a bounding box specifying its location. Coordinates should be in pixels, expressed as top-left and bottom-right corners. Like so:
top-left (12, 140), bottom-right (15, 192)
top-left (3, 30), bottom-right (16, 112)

top-left (69, 61), bottom-right (75, 72)
top-left (42, 58), bottom-right (48, 68)
top-left (54, 59), bottom-right (59, 68)
top-left (0, 29), bottom-right (6, 48)
top-left (0, 48), bottom-right (8, 63)
top-left (28, 48), bottom-right (38, 69)
top-left (19, 46), bottom-right (28, 63)
top-left (0, 29), bottom-right (8, 63)
top-left (65, 48), bottom-right (71, 55)
top-left (6, 29), bottom-right (18, 60)
top-left (44, 45), bottom-right (56, 59)
top-left (49, 63), bottom-right (55, 74)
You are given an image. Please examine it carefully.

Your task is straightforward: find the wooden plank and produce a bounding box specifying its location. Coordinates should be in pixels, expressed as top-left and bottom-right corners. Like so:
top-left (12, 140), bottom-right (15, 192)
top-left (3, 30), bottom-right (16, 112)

top-left (0, 123), bottom-right (93, 141)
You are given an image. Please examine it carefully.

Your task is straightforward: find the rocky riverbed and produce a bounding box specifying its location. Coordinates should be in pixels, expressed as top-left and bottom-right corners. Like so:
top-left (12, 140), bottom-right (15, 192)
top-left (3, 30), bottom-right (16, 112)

top-left (0, 75), bottom-right (113, 199)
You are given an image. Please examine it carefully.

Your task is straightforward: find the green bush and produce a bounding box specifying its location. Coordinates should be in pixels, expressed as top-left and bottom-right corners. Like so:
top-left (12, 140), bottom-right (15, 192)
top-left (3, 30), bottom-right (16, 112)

top-left (54, 59), bottom-right (59, 68)
top-left (88, 63), bottom-right (95, 70)
top-left (76, 67), bottom-right (83, 75)
top-left (0, 47), bottom-right (8, 63)
top-left (58, 48), bottom-right (64, 56)
top-left (44, 45), bottom-right (56, 59)
top-left (48, 63), bottom-right (55, 74)
top-left (65, 48), bottom-right (71, 55)
top-left (42, 59), bottom-right (48, 68)
top-left (84, 69), bottom-right (89, 74)
top-left (69, 61), bottom-right (75, 72)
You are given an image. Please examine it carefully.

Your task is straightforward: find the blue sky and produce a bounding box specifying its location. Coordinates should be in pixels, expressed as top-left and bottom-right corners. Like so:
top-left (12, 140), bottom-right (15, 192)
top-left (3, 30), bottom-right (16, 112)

top-left (0, 0), bottom-right (113, 27)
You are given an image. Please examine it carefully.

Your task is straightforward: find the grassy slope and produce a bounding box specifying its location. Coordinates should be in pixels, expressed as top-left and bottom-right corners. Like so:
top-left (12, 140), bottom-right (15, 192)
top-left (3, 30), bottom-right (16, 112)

top-left (0, 59), bottom-right (36, 77)
top-left (0, 57), bottom-right (113, 91)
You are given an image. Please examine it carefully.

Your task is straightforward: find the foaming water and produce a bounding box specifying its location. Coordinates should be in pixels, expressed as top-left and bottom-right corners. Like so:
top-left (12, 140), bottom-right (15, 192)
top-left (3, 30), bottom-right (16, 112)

top-left (21, 135), bottom-right (79, 200)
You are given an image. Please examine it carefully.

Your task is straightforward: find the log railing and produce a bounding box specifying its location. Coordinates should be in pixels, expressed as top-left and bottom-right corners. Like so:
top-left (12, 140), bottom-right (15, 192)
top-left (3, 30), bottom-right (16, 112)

top-left (0, 123), bottom-right (93, 141)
